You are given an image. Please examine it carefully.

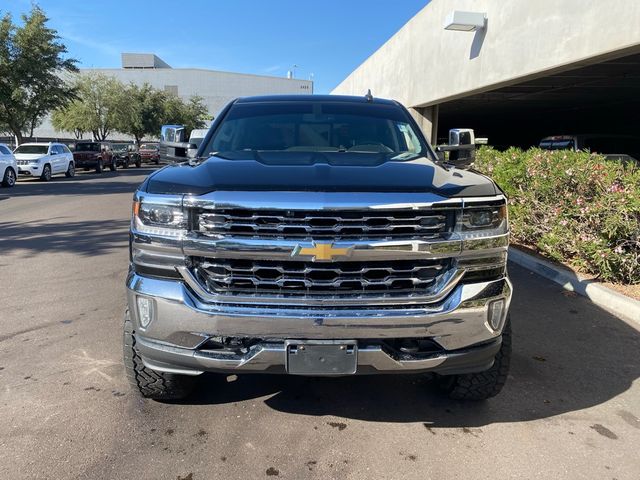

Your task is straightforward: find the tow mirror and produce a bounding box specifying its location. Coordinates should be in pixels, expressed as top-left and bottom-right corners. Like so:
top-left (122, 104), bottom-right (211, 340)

top-left (187, 143), bottom-right (198, 158)
top-left (437, 128), bottom-right (476, 169)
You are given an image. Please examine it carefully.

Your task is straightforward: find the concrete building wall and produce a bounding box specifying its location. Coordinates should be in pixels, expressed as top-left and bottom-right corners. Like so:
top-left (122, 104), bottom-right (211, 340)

top-left (333, 0), bottom-right (640, 126)
top-left (33, 67), bottom-right (312, 140)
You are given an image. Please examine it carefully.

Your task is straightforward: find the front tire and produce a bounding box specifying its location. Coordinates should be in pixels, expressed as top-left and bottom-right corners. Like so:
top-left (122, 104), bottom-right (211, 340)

top-left (109, 159), bottom-right (116, 172)
top-left (437, 318), bottom-right (512, 401)
top-left (123, 309), bottom-right (195, 400)
top-left (2, 167), bottom-right (16, 187)
top-left (40, 164), bottom-right (52, 181)
top-left (96, 160), bottom-right (103, 173)
top-left (65, 162), bottom-right (75, 178)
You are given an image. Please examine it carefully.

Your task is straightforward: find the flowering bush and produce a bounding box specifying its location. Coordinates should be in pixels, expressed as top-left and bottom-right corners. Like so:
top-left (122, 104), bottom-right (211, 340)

top-left (475, 147), bottom-right (640, 284)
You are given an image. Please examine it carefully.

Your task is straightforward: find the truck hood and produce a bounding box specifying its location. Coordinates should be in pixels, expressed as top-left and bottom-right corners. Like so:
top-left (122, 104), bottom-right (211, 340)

top-left (143, 152), bottom-right (498, 197)
top-left (14, 153), bottom-right (47, 161)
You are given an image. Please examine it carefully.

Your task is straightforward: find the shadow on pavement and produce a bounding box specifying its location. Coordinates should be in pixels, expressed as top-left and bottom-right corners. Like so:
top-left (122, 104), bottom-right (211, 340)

top-left (184, 263), bottom-right (640, 427)
top-left (5, 167), bottom-right (157, 198)
top-left (0, 218), bottom-right (130, 256)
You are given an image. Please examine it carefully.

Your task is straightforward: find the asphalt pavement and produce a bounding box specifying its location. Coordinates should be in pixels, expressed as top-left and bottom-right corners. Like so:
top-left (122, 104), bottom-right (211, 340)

top-left (1, 168), bottom-right (639, 480)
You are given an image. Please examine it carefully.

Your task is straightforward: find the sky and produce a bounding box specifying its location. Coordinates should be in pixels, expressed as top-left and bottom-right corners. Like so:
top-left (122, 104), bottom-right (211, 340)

top-left (4, 0), bottom-right (428, 94)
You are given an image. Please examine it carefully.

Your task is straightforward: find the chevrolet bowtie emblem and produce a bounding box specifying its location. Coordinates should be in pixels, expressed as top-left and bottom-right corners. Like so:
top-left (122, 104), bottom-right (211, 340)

top-left (293, 242), bottom-right (351, 261)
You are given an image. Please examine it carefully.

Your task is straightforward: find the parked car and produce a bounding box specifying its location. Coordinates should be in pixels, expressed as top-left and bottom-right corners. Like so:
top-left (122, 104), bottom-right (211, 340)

top-left (112, 143), bottom-right (142, 168)
top-left (14, 142), bottom-right (75, 181)
top-left (139, 143), bottom-right (160, 164)
top-left (125, 94), bottom-right (513, 401)
top-left (539, 134), bottom-right (639, 163)
top-left (0, 143), bottom-right (17, 187)
top-left (73, 141), bottom-right (116, 173)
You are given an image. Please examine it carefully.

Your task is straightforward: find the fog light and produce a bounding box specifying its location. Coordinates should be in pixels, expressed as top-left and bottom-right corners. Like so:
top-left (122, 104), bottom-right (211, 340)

top-left (487, 299), bottom-right (506, 331)
top-left (136, 296), bottom-right (154, 328)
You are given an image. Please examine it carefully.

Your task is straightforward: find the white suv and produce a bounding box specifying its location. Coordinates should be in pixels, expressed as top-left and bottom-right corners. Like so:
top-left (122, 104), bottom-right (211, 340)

top-left (0, 143), bottom-right (17, 188)
top-left (14, 142), bottom-right (75, 181)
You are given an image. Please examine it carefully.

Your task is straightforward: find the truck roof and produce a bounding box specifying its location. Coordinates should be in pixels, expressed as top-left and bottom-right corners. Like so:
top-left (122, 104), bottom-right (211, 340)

top-left (234, 94), bottom-right (398, 106)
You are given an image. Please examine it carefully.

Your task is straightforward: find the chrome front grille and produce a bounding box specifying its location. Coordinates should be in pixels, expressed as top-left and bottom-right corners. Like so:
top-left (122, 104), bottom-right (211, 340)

top-left (192, 258), bottom-right (451, 297)
top-left (196, 208), bottom-right (454, 240)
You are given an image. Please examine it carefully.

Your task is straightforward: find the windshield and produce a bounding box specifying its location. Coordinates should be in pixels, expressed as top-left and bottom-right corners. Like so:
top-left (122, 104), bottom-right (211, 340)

top-left (140, 144), bottom-right (157, 150)
top-left (75, 143), bottom-right (101, 152)
top-left (112, 143), bottom-right (128, 152)
top-left (203, 102), bottom-right (428, 161)
top-left (15, 145), bottom-right (48, 154)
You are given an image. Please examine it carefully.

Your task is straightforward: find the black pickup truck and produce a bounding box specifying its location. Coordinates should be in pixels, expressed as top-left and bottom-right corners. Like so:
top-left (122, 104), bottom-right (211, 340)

top-left (124, 95), bottom-right (512, 401)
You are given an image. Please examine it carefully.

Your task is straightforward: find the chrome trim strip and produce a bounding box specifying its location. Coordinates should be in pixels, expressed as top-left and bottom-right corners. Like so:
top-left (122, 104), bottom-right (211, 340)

top-left (183, 235), bottom-right (465, 261)
top-left (183, 191), bottom-right (469, 211)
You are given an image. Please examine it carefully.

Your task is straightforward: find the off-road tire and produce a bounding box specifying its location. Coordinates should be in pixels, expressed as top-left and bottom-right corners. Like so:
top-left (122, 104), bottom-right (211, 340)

top-left (96, 160), bottom-right (103, 173)
top-left (123, 157), bottom-right (129, 169)
top-left (109, 159), bottom-right (117, 171)
top-left (123, 309), bottom-right (195, 400)
top-left (2, 167), bottom-right (16, 187)
top-left (40, 164), bottom-right (52, 181)
top-left (65, 162), bottom-right (75, 178)
top-left (135, 158), bottom-right (141, 168)
top-left (437, 317), bottom-right (512, 401)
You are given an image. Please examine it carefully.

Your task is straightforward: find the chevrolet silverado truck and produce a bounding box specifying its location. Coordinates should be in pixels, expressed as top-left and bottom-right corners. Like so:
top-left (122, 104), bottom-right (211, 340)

top-left (124, 94), bottom-right (512, 401)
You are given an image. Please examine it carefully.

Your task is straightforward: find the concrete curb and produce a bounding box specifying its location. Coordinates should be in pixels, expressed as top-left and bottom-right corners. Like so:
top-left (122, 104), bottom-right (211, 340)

top-left (508, 246), bottom-right (640, 327)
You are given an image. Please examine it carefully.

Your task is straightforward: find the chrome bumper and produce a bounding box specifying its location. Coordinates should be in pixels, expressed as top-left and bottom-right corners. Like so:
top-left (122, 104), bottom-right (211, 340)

top-left (127, 272), bottom-right (512, 375)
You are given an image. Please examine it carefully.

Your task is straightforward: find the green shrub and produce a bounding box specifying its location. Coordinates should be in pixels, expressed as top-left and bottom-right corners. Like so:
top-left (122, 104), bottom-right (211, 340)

top-left (475, 147), bottom-right (640, 284)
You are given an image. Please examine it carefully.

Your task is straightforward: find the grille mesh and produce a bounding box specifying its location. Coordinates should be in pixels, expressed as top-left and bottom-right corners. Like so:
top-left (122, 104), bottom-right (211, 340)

top-left (197, 208), bottom-right (453, 240)
top-left (193, 258), bottom-right (450, 296)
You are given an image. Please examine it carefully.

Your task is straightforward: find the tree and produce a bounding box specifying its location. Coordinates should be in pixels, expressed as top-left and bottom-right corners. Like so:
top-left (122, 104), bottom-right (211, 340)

top-left (51, 100), bottom-right (86, 139)
top-left (0, 6), bottom-right (77, 143)
top-left (52, 73), bottom-right (125, 140)
top-left (162, 94), bottom-right (209, 134)
top-left (113, 83), bottom-right (166, 145)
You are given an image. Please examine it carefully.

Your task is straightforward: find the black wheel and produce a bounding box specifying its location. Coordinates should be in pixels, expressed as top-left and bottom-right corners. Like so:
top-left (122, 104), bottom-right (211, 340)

top-left (123, 309), bottom-right (196, 400)
top-left (65, 162), bottom-right (75, 178)
top-left (96, 160), bottom-right (103, 173)
top-left (437, 318), bottom-right (512, 401)
top-left (109, 158), bottom-right (117, 171)
top-left (123, 157), bottom-right (129, 169)
top-left (40, 164), bottom-right (52, 181)
top-left (135, 157), bottom-right (141, 168)
top-left (2, 167), bottom-right (16, 187)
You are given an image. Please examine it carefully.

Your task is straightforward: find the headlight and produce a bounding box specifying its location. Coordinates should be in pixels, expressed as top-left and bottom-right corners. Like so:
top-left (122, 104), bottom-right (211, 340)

top-left (462, 205), bottom-right (507, 230)
top-left (458, 204), bottom-right (508, 238)
top-left (133, 195), bottom-right (186, 237)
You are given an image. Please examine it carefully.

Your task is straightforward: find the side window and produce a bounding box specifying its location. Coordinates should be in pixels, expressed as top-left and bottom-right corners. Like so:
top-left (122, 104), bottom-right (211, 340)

top-left (63, 145), bottom-right (71, 153)
top-left (49, 145), bottom-right (58, 155)
top-left (0, 145), bottom-right (10, 155)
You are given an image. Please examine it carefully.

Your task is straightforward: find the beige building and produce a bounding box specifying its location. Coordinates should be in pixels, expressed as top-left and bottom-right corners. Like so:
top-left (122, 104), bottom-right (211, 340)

top-left (333, 0), bottom-right (640, 148)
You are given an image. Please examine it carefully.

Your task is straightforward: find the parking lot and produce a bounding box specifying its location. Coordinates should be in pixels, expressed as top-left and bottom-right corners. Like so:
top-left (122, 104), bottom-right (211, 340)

top-left (0, 169), bottom-right (639, 480)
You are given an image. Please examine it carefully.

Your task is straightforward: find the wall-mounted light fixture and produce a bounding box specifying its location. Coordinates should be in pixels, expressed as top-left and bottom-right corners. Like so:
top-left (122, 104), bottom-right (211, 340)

top-left (443, 11), bottom-right (487, 32)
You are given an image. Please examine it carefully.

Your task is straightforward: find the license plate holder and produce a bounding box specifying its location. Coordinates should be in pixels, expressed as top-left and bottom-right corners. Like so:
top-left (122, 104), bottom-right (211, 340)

top-left (285, 340), bottom-right (358, 375)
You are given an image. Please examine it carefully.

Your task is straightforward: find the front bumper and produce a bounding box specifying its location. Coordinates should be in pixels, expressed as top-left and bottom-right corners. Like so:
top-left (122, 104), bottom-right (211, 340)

top-left (17, 164), bottom-right (40, 176)
top-left (127, 272), bottom-right (512, 376)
